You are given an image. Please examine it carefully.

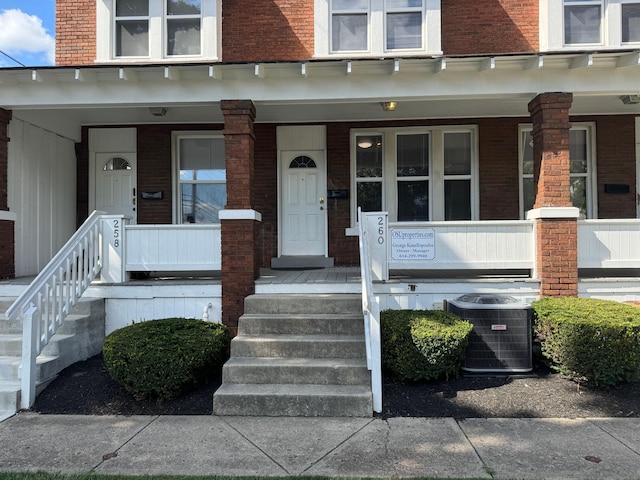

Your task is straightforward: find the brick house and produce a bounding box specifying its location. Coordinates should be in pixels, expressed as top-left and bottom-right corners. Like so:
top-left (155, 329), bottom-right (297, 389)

top-left (1, 0), bottom-right (639, 416)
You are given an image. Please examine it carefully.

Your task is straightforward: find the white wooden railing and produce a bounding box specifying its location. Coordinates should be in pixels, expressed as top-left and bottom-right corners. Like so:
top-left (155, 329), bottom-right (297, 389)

top-left (358, 209), bottom-right (382, 414)
top-left (124, 224), bottom-right (222, 272)
top-left (578, 219), bottom-right (640, 268)
top-left (362, 215), bottom-right (536, 281)
top-left (5, 210), bottom-right (104, 408)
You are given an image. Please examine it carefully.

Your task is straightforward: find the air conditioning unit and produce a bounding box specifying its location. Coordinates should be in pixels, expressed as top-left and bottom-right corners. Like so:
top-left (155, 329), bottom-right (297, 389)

top-left (444, 294), bottom-right (532, 373)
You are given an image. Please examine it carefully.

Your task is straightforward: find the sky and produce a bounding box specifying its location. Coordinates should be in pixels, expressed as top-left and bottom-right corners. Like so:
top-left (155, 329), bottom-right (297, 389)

top-left (0, 0), bottom-right (56, 67)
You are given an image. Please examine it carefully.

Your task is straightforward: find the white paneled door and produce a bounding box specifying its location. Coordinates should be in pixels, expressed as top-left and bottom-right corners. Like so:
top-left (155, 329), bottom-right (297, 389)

top-left (95, 152), bottom-right (137, 223)
top-left (280, 150), bottom-right (327, 257)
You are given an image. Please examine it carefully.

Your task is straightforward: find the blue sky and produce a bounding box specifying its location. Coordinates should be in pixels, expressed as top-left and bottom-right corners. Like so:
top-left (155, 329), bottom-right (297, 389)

top-left (0, 0), bottom-right (56, 67)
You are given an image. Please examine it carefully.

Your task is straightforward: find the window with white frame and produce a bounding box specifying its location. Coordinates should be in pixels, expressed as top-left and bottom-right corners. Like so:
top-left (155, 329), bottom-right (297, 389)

top-left (519, 123), bottom-right (596, 219)
top-left (97, 0), bottom-right (220, 62)
top-left (174, 133), bottom-right (226, 224)
top-left (541, 0), bottom-right (640, 49)
top-left (315, 0), bottom-right (442, 57)
top-left (352, 127), bottom-right (477, 223)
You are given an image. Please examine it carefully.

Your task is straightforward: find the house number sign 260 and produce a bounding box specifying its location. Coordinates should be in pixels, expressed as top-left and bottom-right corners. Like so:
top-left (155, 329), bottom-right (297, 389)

top-left (377, 216), bottom-right (385, 244)
top-left (113, 219), bottom-right (120, 247)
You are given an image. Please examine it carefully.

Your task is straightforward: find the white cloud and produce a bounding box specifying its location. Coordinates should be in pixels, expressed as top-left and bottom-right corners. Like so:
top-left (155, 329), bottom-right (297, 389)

top-left (0, 9), bottom-right (55, 66)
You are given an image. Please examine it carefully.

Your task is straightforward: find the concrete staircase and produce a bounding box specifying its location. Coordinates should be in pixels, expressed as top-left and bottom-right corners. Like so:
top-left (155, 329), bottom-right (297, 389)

top-left (0, 298), bottom-right (105, 420)
top-left (213, 293), bottom-right (372, 417)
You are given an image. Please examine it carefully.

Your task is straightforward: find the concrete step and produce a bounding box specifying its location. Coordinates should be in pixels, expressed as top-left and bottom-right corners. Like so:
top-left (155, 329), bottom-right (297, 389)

top-left (213, 383), bottom-right (372, 417)
top-left (230, 334), bottom-right (366, 359)
top-left (244, 294), bottom-right (362, 315)
top-left (0, 380), bottom-right (20, 414)
top-left (0, 334), bottom-right (22, 356)
top-left (238, 313), bottom-right (364, 335)
top-left (0, 355), bottom-right (60, 382)
top-left (222, 357), bottom-right (370, 385)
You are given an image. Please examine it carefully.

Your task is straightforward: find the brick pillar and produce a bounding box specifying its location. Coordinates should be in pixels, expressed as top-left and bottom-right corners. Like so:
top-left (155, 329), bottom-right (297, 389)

top-left (527, 93), bottom-right (578, 297)
top-left (0, 108), bottom-right (14, 279)
top-left (220, 100), bottom-right (261, 336)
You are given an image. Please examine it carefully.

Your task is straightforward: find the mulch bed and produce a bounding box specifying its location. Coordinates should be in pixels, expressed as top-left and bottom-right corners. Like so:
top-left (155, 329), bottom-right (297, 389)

top-left (31, 354), bottom-right (640, 418)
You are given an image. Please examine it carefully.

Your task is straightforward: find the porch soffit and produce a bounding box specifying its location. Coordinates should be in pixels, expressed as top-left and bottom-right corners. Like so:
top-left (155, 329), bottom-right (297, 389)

top-left (1, 51), bottom-right (639, 131)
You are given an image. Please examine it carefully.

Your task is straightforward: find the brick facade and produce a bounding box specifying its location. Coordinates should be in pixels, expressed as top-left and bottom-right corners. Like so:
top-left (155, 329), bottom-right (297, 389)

top-left (0, 108), bottom-right (14, 279)
top-left (55, 0), bottom-right (542, 66)
top-left (222, 0), bottom-right (314, 62)
top-left (56, 0), bottom-right (96, 66)
top-left (442, 0), bottom-right (539, 55)
top-left (528, 93), bottom-right (578, 297)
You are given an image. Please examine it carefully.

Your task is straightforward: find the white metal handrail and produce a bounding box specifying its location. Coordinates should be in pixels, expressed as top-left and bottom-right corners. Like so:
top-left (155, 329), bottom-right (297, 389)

top-left (358, 208), bottom-right (382, 413)
top-left (5, 210), bottom-right (104, 408)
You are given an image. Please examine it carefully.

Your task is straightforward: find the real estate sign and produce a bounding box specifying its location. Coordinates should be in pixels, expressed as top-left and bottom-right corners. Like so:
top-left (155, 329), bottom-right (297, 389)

top-left (390, 228), bottom-right (435, 261)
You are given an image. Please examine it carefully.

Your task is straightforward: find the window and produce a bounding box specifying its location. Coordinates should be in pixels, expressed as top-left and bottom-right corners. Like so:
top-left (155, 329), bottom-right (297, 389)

top-left (103, 157), bottom-right (132, 171)
top-left (315, 0), bottom-right (441, 57)
top-left (352, 127), bottom-right (477, 224)
top-left (519, 124), bottom-right (596, 219)
top-left (174, 134), bottom-right (226, 224)
top-left (542, 0), bottom-right (640, 49)
top-left (97, 0), bottom-right (220, 62)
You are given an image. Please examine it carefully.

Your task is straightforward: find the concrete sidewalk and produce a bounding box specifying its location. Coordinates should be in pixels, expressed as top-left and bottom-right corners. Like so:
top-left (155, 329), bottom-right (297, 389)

top-left (1, 413), bottom-right (640, 479)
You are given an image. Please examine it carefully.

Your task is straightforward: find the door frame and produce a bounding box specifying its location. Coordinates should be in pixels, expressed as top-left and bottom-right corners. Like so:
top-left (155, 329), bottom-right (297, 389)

top-left (277, 149), bottom-right (328, 258)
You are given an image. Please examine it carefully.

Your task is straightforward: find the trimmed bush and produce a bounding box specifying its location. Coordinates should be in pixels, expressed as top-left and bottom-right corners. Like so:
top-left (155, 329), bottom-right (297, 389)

top-left (381, 309), bottom-right (473, 382)
top-left (102, 318), bottom-right (230, 401)
top-left (533, 297), bottom-right (640, 387)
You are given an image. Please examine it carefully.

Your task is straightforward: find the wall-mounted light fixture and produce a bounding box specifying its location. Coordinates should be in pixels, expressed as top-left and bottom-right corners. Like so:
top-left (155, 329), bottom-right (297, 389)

top-left (620, 95), bottom-right (640, 105)
top-left (381, 101), bottom-right (397, 111)
top-left (149, 107), bottom-right (168, 116)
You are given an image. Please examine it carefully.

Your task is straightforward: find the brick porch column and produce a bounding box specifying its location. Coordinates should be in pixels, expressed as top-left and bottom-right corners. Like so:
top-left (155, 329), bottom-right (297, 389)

top-left (0, 108), bottom-right (15, 279)
top-left (220, 100), bottom-right (261, 336)
top-left (527, 93), bottom-right (578, 297)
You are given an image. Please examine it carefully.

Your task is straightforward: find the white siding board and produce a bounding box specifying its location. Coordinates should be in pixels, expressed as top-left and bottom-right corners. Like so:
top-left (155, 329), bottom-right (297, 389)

top-left (9, 119), bottom-right (76, 276)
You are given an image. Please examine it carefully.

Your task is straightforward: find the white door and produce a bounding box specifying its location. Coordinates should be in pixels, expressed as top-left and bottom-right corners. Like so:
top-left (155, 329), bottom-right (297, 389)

top-left (95, 153), bottom-right (137, 223)
top-left (281, 150), bottom-right (327, 256)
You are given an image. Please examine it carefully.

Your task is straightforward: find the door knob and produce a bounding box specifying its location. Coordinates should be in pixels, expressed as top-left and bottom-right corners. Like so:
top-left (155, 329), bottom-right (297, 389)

top-left (319, 197), bottom-right (325, 204)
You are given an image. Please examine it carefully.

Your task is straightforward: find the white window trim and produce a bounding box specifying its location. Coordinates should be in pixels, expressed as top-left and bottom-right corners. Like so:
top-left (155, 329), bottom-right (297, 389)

top-left (314, 0), bottom-right (442, 58)
top-left (541, 0), bottom-right (640, 51)
top-left (518, 122), bottom-right (598, 219)
top-left (171, 131), bottom-right (226, 224)
top-left (350, 125), bottom-right (478, 227)
top-left (97, 0), bottom-right (220, 64)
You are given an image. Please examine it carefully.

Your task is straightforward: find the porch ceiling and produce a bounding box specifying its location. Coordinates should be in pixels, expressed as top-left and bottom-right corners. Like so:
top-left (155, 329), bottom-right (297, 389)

top-left (2, 50), bottom-right (639, 141)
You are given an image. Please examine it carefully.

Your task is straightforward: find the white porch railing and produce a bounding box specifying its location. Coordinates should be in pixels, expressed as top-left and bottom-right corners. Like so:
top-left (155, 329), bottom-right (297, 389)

top-left (578, 219), bottom-right (640, 268)
top-left (358, 209), bottom-right (383, 413)
top-left (5, 210), bottom-right (104, 408)
top-left (364, 216), bottom-right (536, 281)
top-left (124, 224), bottom-right (222, 272)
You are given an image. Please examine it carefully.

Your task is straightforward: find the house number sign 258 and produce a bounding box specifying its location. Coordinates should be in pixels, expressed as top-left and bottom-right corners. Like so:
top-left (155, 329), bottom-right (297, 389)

top-left (113, 219), bottom-right (120, 247)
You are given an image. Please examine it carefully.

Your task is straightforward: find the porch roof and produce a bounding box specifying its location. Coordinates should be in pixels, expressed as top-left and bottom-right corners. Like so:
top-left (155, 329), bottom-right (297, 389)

top-left (1, 50), bottom-right (639, 141)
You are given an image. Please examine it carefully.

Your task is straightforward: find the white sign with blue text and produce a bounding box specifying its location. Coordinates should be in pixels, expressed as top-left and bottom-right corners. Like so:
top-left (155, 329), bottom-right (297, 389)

top-left (390, 228), bottom-right (435, 261)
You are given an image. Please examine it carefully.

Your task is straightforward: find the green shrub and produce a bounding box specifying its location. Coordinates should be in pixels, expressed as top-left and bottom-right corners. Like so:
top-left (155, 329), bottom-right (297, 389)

top-left (102, 318), bottom-right (230, 401)
top-left (381, 309), bottom-right (473, 382)
top-left (533, 297), bottom-right (640, 387)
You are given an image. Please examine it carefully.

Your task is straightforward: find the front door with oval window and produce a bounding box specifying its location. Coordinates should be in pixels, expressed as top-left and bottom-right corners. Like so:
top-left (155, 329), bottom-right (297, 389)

top-left (95, 152), bottom-right (137, 224)
top-left (280, 150), bottom-right (327, 257)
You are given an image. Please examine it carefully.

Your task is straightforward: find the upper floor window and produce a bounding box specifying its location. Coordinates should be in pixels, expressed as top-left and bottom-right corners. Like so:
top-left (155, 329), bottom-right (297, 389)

top-left (97, 0), bottom-right (220, 63)
top-left (542, 0), bottom-right (640, 50)
top-left (315, 0), bottom-right (441, 58)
